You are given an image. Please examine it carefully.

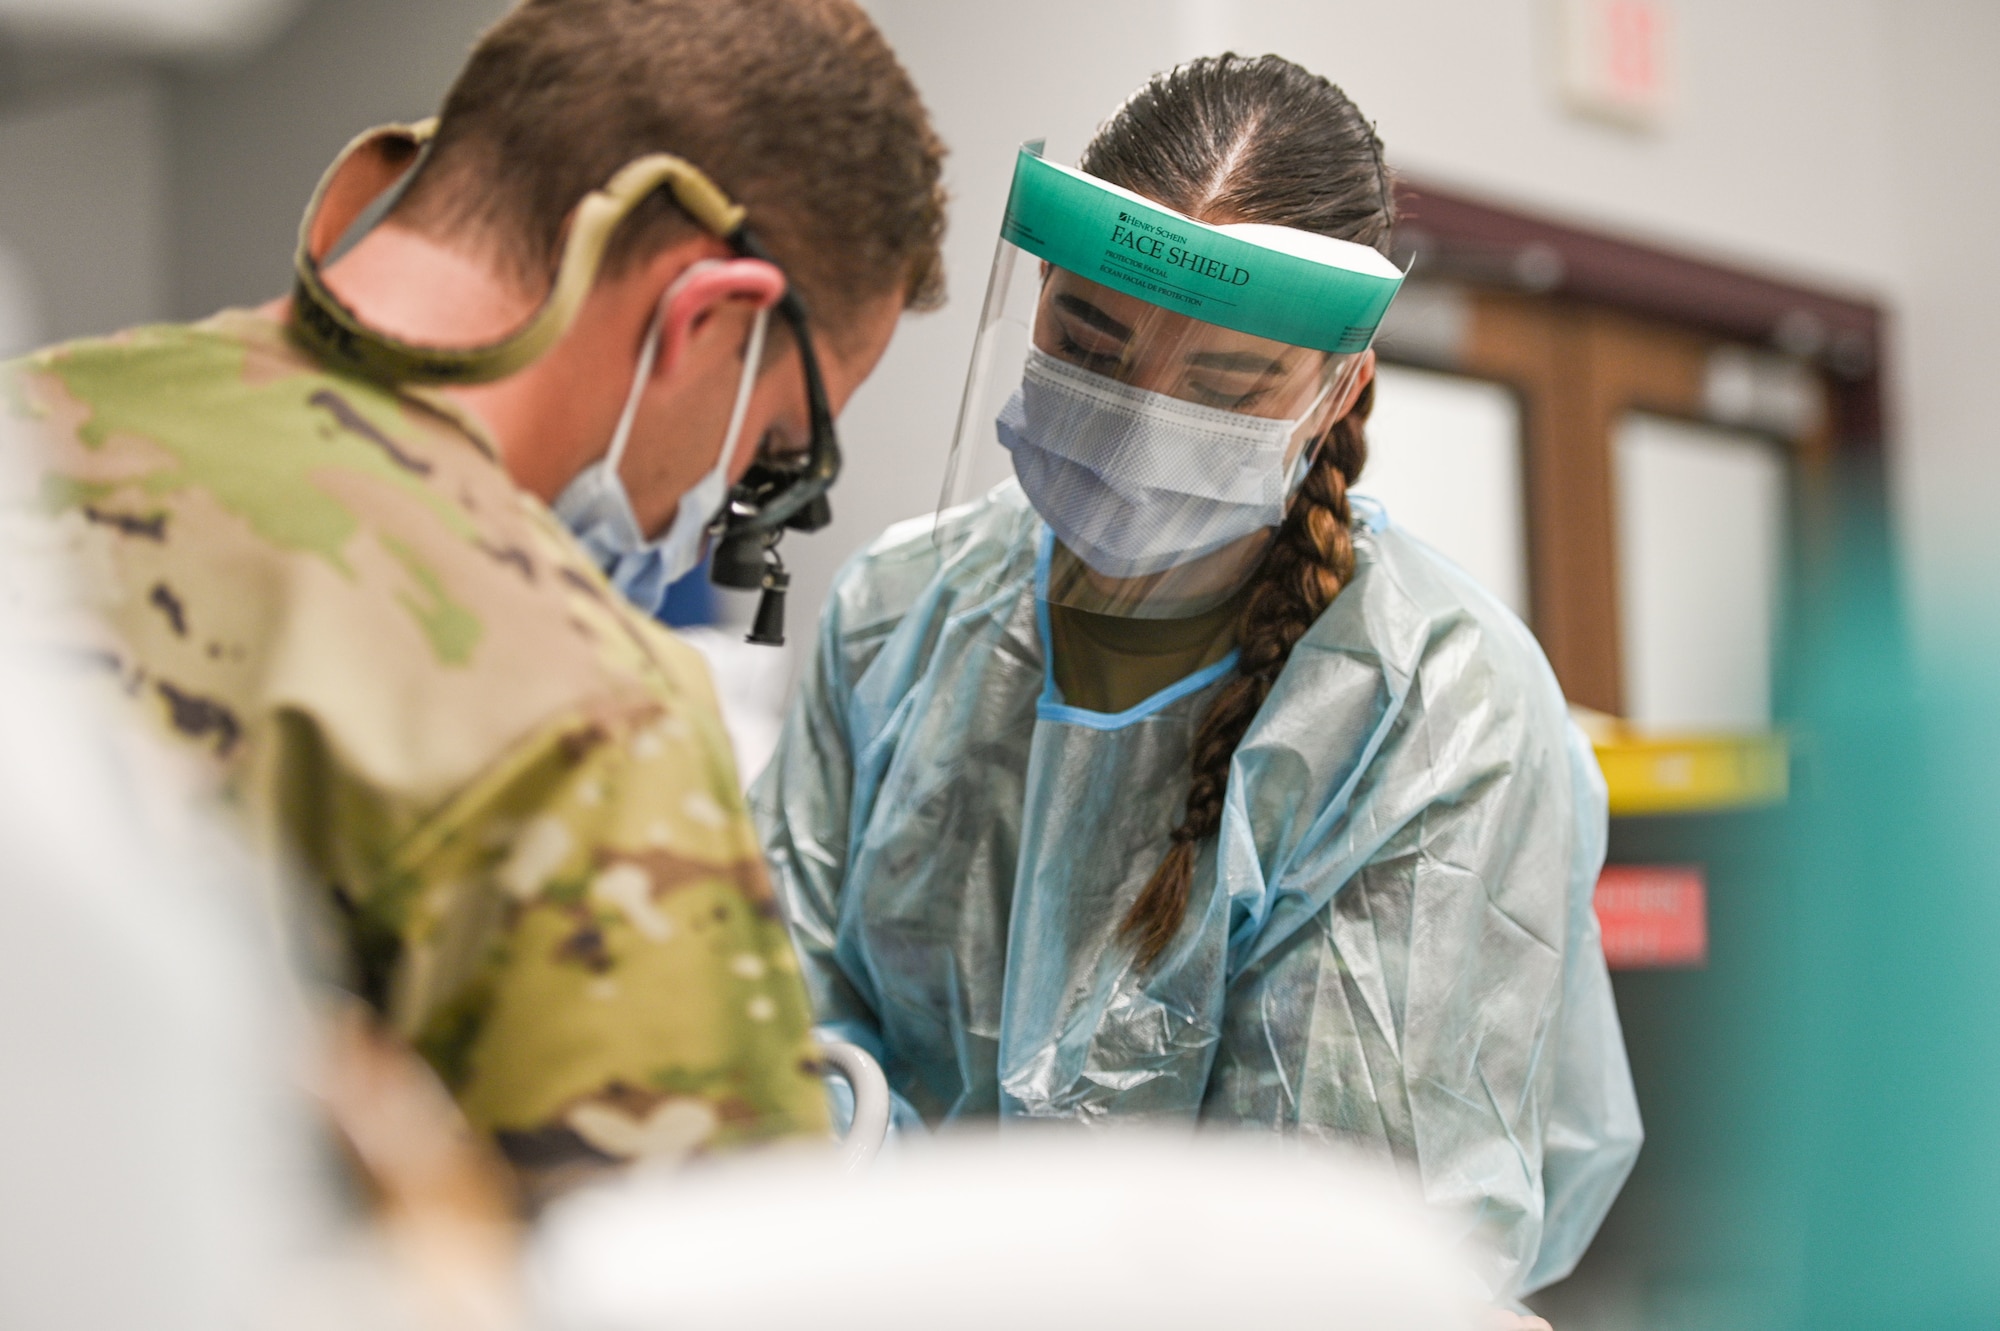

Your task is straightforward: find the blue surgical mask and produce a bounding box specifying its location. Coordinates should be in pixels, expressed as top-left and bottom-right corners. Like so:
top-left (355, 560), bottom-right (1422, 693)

top-left (555, 268), bottom-right (771, 615)
top-left (996, 346), bottom-right (1332, 580)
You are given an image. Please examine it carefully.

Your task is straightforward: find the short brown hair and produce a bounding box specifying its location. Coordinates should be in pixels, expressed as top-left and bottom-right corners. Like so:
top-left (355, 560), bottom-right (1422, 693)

top-left (395, 0), bottom-right (947, 341)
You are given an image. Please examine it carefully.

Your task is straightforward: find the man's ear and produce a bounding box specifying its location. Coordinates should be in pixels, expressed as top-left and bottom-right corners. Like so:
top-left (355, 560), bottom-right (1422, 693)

top-left (655, 257), bottom-right (786, 375)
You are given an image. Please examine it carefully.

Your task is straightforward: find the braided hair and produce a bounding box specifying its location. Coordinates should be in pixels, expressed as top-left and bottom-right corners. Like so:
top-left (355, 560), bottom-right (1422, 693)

top-left (1077, 54), bottom-right (1395, 967)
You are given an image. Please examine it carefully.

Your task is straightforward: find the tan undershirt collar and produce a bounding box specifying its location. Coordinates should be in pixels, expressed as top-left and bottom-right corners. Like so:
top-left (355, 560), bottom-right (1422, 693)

top-left (1047, 589), bottom-right (1246, 715)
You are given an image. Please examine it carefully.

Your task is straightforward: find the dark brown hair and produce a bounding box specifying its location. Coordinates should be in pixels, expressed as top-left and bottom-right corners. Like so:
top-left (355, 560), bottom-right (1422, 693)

top-left (1082, 54), bottom-right (1395, 967)
top-left (394, 0), bottom-right (948, 343)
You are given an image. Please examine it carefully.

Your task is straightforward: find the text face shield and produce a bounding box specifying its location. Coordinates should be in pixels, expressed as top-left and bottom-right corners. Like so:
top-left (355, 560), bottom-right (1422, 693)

top-left (941, 146), bottom-right (1404, 618)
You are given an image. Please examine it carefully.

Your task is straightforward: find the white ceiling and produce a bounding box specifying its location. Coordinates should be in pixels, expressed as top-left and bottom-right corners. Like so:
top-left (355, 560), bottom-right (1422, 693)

top-left (0, 0), bottom-right (303, 57)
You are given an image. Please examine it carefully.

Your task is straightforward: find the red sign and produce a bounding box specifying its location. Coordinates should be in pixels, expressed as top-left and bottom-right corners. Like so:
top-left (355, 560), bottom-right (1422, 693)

top-left (1595, 864), bottom-right (1707, 969)
top-left (1603, 0), bottom-right (1666, 103)
top-left (1558, 0), bottom-right (1673, 129)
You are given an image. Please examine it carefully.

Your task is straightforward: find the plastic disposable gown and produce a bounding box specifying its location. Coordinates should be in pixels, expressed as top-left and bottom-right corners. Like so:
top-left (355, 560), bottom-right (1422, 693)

top-left (751, 483), bottom-right (1642, 1295)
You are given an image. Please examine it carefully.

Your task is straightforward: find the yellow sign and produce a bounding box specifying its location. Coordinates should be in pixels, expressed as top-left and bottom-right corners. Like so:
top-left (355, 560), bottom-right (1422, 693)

top-left (1594, 731), bottom-right (1789, 816)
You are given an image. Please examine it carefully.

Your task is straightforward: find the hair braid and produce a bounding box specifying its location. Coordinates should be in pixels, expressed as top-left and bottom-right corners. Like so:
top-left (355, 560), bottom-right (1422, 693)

top-left (1075, 53), bottom-right (1394, 966)
top-left (1122, 383), bottom-right (1374, 966)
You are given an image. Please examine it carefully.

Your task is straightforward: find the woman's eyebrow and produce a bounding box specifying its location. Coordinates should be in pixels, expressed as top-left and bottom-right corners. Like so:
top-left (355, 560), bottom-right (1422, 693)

top-left (1053, 294), bottom-right (1132, 340)
top-left (1185, 349), bottom-right (1290, 375)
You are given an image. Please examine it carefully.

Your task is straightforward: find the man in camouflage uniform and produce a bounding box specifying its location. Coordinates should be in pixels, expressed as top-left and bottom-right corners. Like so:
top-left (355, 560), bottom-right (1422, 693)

top-left (4, 0), bottom-right (944, 1197)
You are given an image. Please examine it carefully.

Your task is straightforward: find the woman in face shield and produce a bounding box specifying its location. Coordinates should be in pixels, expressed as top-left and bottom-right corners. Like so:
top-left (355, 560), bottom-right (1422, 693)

top-left (752, 54), bottom-right (1641, 1304)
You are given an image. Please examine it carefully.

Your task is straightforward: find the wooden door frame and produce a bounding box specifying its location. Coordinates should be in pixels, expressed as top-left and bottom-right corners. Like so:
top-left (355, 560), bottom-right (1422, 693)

top-left (1384, 178), bottom-right (1889, 713)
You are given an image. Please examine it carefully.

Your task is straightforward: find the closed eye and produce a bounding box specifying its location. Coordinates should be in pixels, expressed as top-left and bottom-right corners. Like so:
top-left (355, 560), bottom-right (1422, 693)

top-left (1184, 382), bottom-right (1273, 410)
top-left (1054, 329), bottom-right (1123, 373)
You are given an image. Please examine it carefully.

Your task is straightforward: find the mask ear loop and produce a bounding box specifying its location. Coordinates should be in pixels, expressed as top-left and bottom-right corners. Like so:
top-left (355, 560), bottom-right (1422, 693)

top-left (603, 257), bottom-right (763, 485)
top-left (1285, 362), bottom-right (1350, 492)
top-left (604, 310), bottom-right (666, 482)
top-left (710, 304), bottom-right (772, 503)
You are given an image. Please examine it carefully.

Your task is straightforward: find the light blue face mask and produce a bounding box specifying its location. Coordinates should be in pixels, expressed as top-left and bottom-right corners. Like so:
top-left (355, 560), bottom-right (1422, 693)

top-left (996, 346), bottom-right (1333, 580)
top-left (555, 266), bottom-right (771, 615)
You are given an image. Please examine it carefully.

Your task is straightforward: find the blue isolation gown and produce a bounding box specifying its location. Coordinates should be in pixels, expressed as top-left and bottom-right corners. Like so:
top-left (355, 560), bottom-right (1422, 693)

top-left (751, 483), bottom-right (1641, 1296)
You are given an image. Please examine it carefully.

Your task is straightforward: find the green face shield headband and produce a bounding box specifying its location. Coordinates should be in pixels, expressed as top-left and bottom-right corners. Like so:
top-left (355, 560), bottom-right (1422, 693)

top-left (1000, 147), bottom-right (1406, 354)
top-left (288, 120), bottom-right (840, 645)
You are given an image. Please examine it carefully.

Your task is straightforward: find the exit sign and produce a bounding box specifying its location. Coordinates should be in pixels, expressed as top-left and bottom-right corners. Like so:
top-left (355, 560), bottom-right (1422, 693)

top-left (1557, 0), bottom-right (1673, 130)
top-left (1596, 864), bottom-right (1707, 969)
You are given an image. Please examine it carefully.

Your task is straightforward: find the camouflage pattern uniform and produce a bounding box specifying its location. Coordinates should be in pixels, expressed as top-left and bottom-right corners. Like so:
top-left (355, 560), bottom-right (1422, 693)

top-left (4, 310), bottom-right (828, 1187)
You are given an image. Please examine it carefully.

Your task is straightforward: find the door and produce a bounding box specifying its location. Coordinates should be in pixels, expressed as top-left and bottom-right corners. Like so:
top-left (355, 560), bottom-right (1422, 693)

top-left (1371, 283), bottom-right (1830, 726)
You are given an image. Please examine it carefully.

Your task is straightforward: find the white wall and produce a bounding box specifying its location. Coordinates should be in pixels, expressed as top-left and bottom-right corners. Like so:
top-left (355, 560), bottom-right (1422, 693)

top-left (1236, 0), bottom-right (1901, 293)
top-left (1875, 0), bottom-right (2000, 645)
top-left (163, 0), bottom-right (509, 319)
top-left (0, 77), bottom-right (170, 345)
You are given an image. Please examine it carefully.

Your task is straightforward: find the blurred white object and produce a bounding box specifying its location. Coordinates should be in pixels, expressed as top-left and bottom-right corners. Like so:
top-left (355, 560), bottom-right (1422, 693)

top-left (1615, 412), bottom-right (1787, 731)
top-left (0, 0), bottom-right (301, 55)
top-left (817, 1040), bottom-right (891, 1172)
top-left (1703, 345), bottom-right (1826, 441)
top-left (1357, 364), bottom-right (1530, 617)
top-left (1372, 281), bottom-right (1472, 368)
top-left (0, 421), bottom-right (480, 1331)
top-left (0, 424), bottom-right (318, 1329)
top-left (530, 1133), bottom-right (1487, 1331)
top-left (0, 242), bottom-right (45, 359)
top-left (678, 626), bottom-right (792, 787)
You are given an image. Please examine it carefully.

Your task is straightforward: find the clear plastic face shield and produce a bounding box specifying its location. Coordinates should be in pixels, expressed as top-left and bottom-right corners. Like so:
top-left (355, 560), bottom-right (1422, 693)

top-left (941, 145), bottom-right (1405, 618)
